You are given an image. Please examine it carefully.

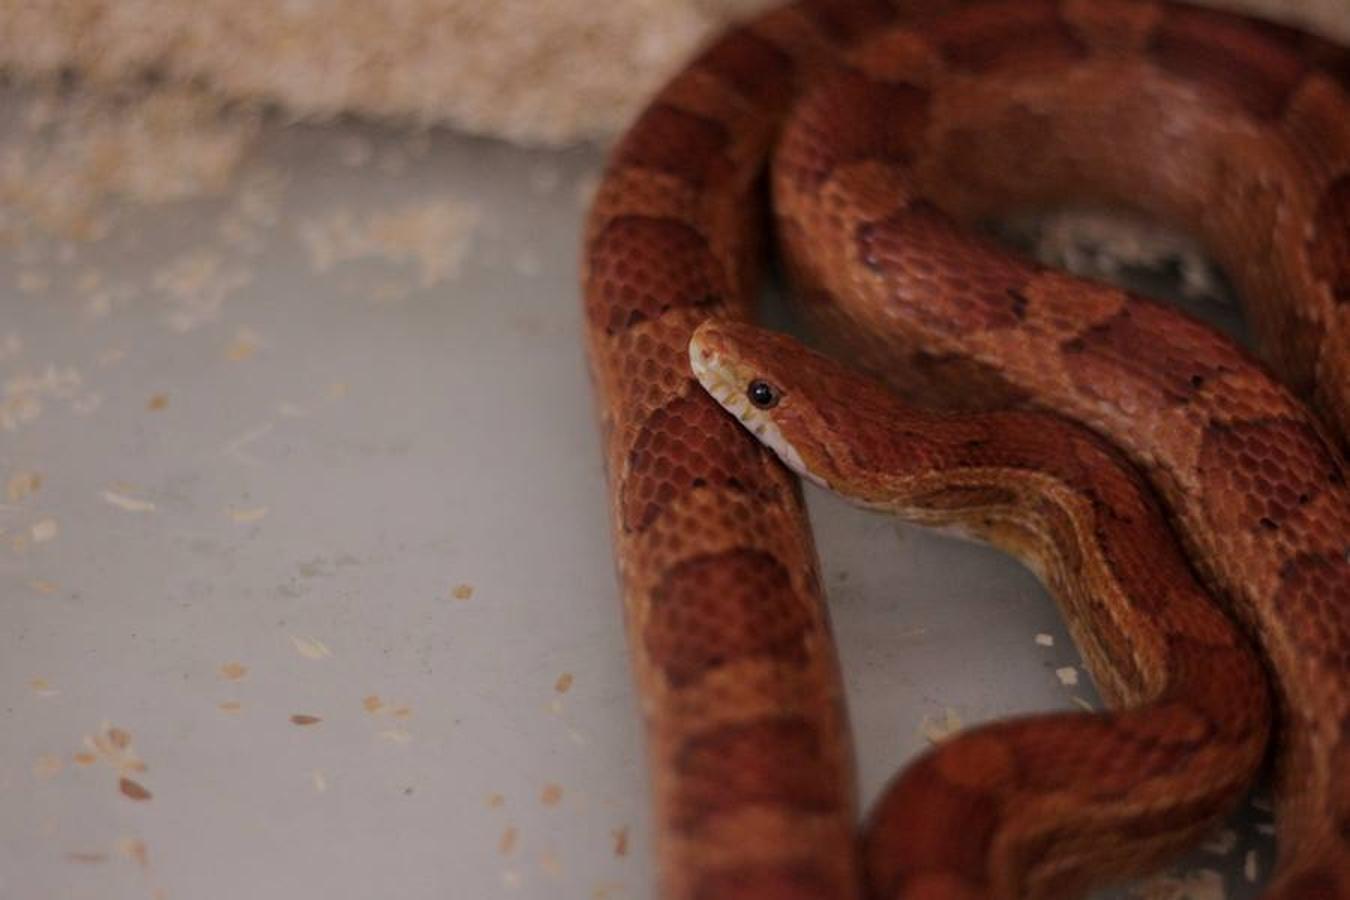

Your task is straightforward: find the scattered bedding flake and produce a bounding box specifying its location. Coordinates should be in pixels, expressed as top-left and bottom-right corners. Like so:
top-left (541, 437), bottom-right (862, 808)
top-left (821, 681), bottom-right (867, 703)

top-left (30, 518), bottom-right (59, 543)
top-left (152, 249), bottom-right (252, 333)
top-left (554, 673), bottom-right (574, 694)
top-left (218, 662), bottom-right (248, 681)
top-left (1130, 869), bottom-right (1225, 900)
top-left (217, 701), bottom-right (242, 714)
top-left (612, 826), bottom-right (629, 857)
top-left (289, 634), bottom-right (332, 660)
top-left (377, 729), bottom-right (412, 744)
top-left (2, 365), bottom-right (83, 431)
top-left (539, 851), bottom-right (562, 879)
top-left (6, 470), bottom-right (41, 502)
top-left (452, 583), bottom-right (475, 601)
top-left (540, 784), bottom-right (563, 807)
top-left (1072, 697), bottom-right (1095, 712)
top-left (119, 777), bottom-right (153, 801)
top-left (1201, 829), bottom-right (1238, 856)
top-left (1254, 823), bottom-right (1276, 836)
top-left (117, 837), bottom-right (149, 869)
top-left (498, 826), bottom-right (518, 855)
top-left (147, 393), bottom-right (169, 411)
top-left (486, 793), bottom-right (505, 809)
top-left (28, 579), bottom-right (59, 594)
top-left (225, 328), bottom-right (263, 361)
top-left (1056, 666), bottom-right (1080, 687)
top-left (1244, 851), bottom-right (1259, 883)
top-left (0, 84), bottom-right (259, 242)
top-left (1034, 633), bottom-right (1054, 647)
top-left (363, 695), bottom-right (384, 714)
top-left (66, 851), bottom-right (109, 864)
top-left (919, 708), bottom-right (964, 744)
top-left (34, 753), bottom-right (63, 778)
top-left (29, 677), bottom-right (59, 696)
top-left (311, 770), bottom-right (328, 793)
top-left (72, 752), bottom-right (97, 767)
top-left (101, 490), bottom-right (156, 513)
top-left (290, 714), bottom-right (322, 726)
top-left (298, 198), bottom-right (480, 287)
top-left (0, 332), bottom-right (21, 361)
top-left (84, 724), bottom-right (147, 776)
top-left (229, 506), bottom-right (269, 524)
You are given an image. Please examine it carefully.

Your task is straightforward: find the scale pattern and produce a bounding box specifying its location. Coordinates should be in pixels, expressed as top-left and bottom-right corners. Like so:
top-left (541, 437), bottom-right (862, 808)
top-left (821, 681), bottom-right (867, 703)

top-left (580, 0), bottom-right (1350, 897)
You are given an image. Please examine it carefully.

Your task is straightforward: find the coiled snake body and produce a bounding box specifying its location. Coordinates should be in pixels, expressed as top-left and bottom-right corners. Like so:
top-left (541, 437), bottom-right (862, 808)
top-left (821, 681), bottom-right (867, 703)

top-left (580, 1), bottom-right (1350, 897)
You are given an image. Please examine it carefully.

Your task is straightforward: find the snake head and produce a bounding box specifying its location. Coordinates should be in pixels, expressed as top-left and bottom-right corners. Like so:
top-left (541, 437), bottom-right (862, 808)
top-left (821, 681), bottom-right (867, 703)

top-left (689, 319), bottom-right (913, 495)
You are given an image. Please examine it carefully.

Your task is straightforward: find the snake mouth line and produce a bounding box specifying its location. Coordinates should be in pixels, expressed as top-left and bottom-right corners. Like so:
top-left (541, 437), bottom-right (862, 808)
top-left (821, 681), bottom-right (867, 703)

top-left (688, 335), bottom-right (821, 487)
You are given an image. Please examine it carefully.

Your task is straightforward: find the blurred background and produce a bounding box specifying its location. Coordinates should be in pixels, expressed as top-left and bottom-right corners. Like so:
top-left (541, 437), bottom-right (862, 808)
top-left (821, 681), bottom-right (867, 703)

top-left (0, 1), bottom-right (1345, 898)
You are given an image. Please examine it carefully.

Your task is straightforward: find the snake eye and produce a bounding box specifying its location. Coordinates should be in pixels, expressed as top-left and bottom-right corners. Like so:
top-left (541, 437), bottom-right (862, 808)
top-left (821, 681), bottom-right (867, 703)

top-left (747, 380), bottom-right (779, 409)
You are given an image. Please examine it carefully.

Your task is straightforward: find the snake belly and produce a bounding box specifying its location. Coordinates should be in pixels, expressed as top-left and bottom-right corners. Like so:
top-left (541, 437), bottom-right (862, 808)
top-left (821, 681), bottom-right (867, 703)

top-left (580, 1), bottom-right (1350, 898)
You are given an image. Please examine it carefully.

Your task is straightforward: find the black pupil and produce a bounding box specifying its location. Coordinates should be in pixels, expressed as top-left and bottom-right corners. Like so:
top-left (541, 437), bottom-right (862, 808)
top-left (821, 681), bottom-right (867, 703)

top-left (747, 380), bottom-right (778, 409)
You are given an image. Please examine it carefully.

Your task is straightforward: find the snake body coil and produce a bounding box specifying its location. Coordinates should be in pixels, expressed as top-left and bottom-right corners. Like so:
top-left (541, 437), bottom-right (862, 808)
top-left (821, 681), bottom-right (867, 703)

top-left (580, 1), bottom-right (1350, 897)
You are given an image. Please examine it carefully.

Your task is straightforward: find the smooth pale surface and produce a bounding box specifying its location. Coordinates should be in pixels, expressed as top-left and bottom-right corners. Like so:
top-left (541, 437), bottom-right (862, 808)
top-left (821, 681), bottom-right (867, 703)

top-left (0, 94), bottom-right (1269, 899)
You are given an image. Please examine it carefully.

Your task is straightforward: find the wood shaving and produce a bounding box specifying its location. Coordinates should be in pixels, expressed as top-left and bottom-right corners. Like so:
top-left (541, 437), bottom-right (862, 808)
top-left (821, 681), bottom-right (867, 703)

top-left (30, 518), bottom-right (59, 543)
top-left (152, 248), bottom-right (252, 333)
top-left (289, 634), bottom-right (332, 660)
top-left (290, 714), bottom-right (322, 726)
top-left (6, 470), bottom-right (42, 502)
top-left (919, 708), bottom-right (964, 744)
top-left (298, 199), bottom-right (479, 288)
top-left (29, 677), bottom-right (59, 696)
top-left (1034, 633), bottom-right (1054, 647)
top-left (33, 753), bottom-right (63, 778)
top-left (0, 84), bottom-right (259, 241)
top-left (3, 366), bottom-right (84, 431)
top-left (72, 752), bottom-right (97, 766)
top-left (452, 583), bottom-right (474, 601)
top-left (117, 837), bottom-right (149, 869)
top-left (229, 506), bottom-right (269, 524)
top-left (363, 695), bottom-right (384, 714)
top-left (85, 724), bottom-right (147, 775)
top-left (1056, 666), bottom-right (1080, 687)
top-left (217, 701), bottom-right (242, 714)
top-left (377, 729), bottom-right (412, 744)
top-left (66, 851), bottom-right (109, 864)
top-left (146, 393), bottom-right (169, 410)
top-left (224, 328), bottom-right (263, 361)
top-left (498, 826), bottom-right (518, 855)
top-left (311, 770), bottom-right (328, 793)
top-left (486, 793), bottom-right (505, 809)
top-left (101, 489), bottom-right (156, 512)
top-left (611, 826), bottom-right (628, 857)
top-left (540, 784), bottom-right (563, 807)
top-left (218, 662), bottom-right (248, 681)
top-left (1244, 851), bottom-right (1259, 883)
top-left (554, 673), bottom-right (574, 694)
top-left (28, 579), bottom-right (59, 594)
top-left (119, 777), bottom-right (153, 801)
